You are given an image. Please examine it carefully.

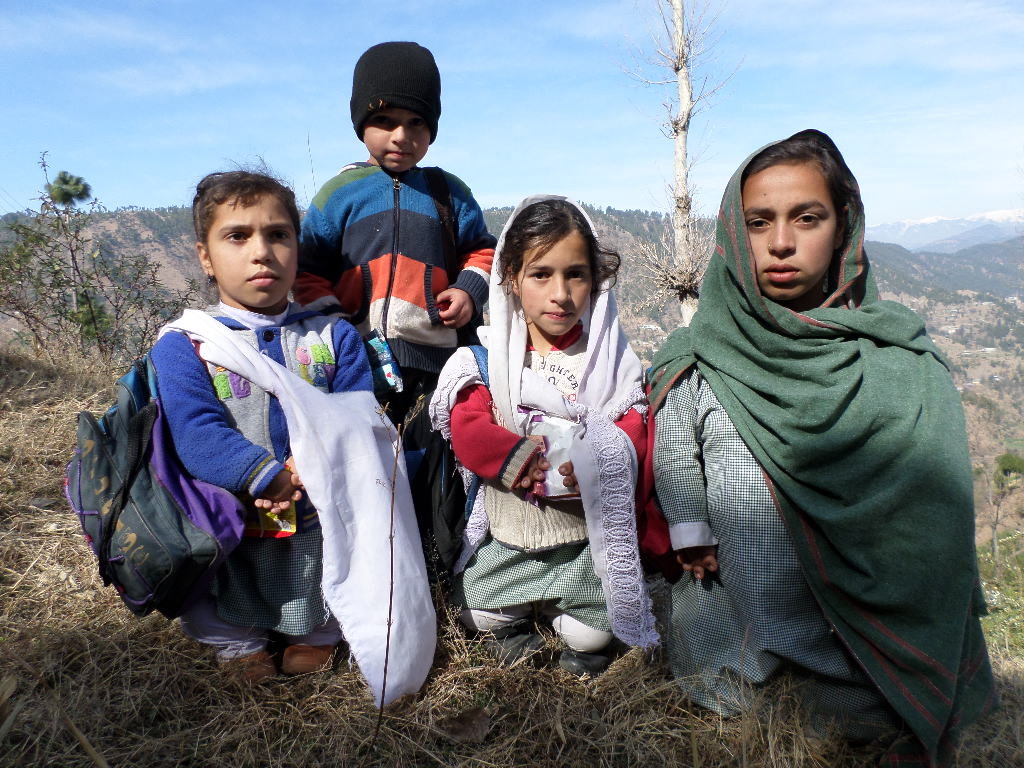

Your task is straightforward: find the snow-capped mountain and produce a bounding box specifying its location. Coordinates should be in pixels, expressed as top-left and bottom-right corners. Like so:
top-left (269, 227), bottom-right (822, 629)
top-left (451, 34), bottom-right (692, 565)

top-left (867, 210), bottom-right (1024, 252)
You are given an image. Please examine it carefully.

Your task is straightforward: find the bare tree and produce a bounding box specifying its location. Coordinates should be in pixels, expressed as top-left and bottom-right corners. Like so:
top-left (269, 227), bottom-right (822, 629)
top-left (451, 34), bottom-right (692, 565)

top-left (631, 0), bottom-right (730, 324)
top-left (985, 453), bottom-right (1024, 578)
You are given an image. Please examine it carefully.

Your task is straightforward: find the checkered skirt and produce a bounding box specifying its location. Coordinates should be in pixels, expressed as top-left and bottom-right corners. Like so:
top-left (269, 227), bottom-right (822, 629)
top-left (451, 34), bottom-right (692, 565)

top-left (456, 536), bottom-right (610, 631)
top-left (655, 372), bottom-right (896, 735)
top-left (210, 527), bottom-right (329, 636)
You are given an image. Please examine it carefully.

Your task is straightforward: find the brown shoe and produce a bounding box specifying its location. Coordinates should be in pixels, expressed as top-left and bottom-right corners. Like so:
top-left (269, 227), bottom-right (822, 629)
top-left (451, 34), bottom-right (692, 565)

top-left (281, 644), bottom-right (335, 675)
top-left (219, 650), bottom-right (277, 683)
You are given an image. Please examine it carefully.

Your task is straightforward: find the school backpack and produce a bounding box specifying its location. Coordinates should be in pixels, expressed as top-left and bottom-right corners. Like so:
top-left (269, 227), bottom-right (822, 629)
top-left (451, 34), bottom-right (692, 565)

top-left (404, 345), bottom-right (489, 584)
top-left (65, 355), bottom-right (245, 618)
top-left (461, 345), bottom-right (489, 517)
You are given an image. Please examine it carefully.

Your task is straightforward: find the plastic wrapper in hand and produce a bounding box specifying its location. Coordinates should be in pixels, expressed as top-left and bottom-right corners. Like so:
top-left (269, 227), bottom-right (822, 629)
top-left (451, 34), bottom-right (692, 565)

top-left (523, 410), bottom-right (582, 500)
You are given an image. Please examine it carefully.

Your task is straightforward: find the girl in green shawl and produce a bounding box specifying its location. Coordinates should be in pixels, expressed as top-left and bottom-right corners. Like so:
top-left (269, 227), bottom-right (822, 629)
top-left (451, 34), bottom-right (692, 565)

top-left (649, 129), bottom-right (995, 766)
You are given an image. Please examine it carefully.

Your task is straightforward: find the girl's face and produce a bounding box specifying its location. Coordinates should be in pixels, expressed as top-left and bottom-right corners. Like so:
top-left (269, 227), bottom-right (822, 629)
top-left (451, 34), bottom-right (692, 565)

top-left (198, 194), bottom-right (298, 315)
top-left (512, 229), bottom-right (593, 353)
top-left (741, 161), bottom-right (843, 312)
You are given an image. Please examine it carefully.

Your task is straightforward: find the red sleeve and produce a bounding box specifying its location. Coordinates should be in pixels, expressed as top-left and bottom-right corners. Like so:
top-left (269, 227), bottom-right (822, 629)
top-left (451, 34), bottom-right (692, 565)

top-left (633, 398), bottom-right (681, 581)
top-left (450, 384), bottom-right (540, 488)
top-left (614, 407), bottom-right (647, 467)
top-left (617, 407), bottom-right (673, 573)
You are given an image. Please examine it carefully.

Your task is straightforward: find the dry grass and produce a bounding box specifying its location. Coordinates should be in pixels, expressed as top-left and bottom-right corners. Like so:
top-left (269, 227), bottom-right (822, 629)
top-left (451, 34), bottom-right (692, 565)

top-left (1, 346), bottom-right (1021, 767)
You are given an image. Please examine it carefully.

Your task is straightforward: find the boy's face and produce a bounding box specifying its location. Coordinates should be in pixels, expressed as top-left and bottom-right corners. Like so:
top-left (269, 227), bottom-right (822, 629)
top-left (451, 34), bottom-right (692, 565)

top-left (363, 107), bottom-right (430, 173)
top-left (197, 194), bottom-right (298, 315)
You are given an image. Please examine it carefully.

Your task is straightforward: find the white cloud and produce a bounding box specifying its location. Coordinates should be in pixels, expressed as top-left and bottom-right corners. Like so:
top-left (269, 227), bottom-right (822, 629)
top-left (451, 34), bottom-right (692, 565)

top-left (88, 59), bottom-right (303, 98)
top-left (0, 9), bottom-right (184, 54)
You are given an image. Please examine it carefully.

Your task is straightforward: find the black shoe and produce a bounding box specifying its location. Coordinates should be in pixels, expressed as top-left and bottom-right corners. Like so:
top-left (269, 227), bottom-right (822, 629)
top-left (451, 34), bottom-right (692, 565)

top-left (558, 649), bottom-right (609, 676)
top-left (483, 620), bottom-right (545, 665)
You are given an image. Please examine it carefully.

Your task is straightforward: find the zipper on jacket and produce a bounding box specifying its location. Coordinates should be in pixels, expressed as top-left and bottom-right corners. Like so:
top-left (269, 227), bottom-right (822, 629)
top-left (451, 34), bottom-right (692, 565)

top-left (380, 175), bottom-right (401, 336)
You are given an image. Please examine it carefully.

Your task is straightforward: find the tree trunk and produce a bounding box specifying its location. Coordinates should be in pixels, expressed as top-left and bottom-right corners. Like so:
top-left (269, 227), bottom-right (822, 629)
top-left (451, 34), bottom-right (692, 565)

top-left (988, 481), bottom-right (1002, 579)
top-left (671, 0), bottom-right (698, 325)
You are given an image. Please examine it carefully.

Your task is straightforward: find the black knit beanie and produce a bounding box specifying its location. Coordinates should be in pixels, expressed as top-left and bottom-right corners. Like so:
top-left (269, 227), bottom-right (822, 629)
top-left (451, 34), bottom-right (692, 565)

top-left (350, 42), bottom-right (441, 143)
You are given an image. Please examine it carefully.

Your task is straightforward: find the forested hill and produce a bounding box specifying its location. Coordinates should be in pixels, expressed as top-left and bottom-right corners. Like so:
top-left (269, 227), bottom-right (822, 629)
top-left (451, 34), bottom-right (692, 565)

top-left (868, 237), bottom-right (1024, 301)
top-left (485, 205), bottom-right (1022, 303)
top-left (0, 206), bottom-right (202, 292)
top-left (78, 203), bottom-right (1021, 445)
top-left (6, 201), bottom-right (1021, 327)
top-left (56, 202), bottom-right (1021, 372)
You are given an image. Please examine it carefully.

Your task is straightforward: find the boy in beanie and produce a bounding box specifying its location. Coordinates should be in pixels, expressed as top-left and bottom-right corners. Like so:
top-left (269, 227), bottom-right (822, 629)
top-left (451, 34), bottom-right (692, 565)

top-left (298, 41), bottom-right (494, 409)
top-left (296, 41), bottom-right (495, 576)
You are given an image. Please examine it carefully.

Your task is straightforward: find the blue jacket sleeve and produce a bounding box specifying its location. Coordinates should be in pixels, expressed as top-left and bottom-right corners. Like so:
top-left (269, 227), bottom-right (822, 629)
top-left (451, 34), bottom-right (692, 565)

top-left (298, 192), bottom-right (344, 283)
top-left (330, 318), bottom-right (374, 393)
top-left (151, 331), bottom-right (284, 496)
top-left (295, 186), bottom-right (348, 311)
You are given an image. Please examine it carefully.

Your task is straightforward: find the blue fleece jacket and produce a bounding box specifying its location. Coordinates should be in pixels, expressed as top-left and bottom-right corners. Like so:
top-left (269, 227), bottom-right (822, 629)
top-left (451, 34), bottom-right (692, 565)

top-left (151, 308), bottom-right (372, 505)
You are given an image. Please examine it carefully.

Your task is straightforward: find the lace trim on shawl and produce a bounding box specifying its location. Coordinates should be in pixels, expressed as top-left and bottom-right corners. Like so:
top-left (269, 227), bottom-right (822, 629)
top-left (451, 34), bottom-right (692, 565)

top-left (456, 482), bottom-right (491, 572)
top-left (605, 382), bottom-right (648, 420)
top-left (580, 406), bottom-right (658, 648)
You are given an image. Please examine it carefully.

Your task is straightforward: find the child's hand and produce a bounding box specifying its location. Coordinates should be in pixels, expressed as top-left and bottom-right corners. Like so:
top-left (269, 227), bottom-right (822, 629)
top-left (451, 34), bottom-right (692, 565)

top-left (518, 450), bottom-right (550, 497)
top-left (557, 461), bottom-right (578, 492)
top-left (255, 465), bottom-right (303, 512)
top-left (675, 545), bottom-right (718, 581)
top-left (436, 288), bottom-right (474, 329)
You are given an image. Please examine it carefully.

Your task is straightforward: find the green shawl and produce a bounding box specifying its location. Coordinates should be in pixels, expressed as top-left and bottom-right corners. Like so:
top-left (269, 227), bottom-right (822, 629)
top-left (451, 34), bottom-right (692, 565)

top-left (650, 142), bottom-right (995, 765)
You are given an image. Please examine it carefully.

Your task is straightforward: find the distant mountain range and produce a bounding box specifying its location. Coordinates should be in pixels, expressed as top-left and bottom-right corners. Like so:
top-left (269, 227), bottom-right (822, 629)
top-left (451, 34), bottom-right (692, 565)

top-left (2, 203), bottom-right (1020, 313)
top-left (866, 210), bottom-right (1024, 253)
top-left (865, 237), bottom-right (1023, 300)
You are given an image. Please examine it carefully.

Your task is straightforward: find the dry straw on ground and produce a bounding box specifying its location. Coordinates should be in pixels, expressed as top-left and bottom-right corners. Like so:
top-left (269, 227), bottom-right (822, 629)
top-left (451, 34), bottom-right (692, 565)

top-left (1, 347), bottom-right (1021, 767)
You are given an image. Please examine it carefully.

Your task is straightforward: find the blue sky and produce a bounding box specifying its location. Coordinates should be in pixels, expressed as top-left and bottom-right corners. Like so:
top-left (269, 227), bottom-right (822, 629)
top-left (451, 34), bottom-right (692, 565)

top-left (1, 0), bottom-right (1021, 226)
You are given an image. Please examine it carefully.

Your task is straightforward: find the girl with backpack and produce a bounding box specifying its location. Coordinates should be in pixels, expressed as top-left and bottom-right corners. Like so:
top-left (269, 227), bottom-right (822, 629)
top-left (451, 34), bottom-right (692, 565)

top-left (151, 171), bottom-right (434, 703)
top-left (648, 130), bottom-right (996, 765)
top-left (429, 196), bottom-right (658, 675)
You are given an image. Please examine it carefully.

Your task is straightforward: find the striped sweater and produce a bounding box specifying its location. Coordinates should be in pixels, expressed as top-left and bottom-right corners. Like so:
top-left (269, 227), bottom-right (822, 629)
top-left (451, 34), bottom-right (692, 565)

top-left (297, 163), bottom-right (496, 372)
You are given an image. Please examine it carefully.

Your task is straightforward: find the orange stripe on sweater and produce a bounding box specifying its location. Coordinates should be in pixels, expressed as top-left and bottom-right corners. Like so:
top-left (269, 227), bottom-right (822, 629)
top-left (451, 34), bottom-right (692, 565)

top-left (303, 252), bottom-right (477, 315)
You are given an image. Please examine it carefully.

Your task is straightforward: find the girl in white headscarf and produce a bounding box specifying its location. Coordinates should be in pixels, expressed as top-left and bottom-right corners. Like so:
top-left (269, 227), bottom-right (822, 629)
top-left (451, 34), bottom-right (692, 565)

top-left (430, 196), bottom-right (657, 674)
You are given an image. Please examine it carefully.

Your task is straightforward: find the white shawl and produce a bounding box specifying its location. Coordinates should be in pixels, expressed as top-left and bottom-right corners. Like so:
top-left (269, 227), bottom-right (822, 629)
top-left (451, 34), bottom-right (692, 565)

top-left (430, 195), bottom-right (658, 648)
top-left (161, 310), bottom-right (436, 707)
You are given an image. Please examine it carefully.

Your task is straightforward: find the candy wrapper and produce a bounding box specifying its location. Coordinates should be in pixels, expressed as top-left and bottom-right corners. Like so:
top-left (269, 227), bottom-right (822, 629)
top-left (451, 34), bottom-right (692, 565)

top-left (246, 501), bottom-right (298, 538)
top-left (364, 329), bottom-right (404, 396)
top-left (522, 410), bottom-right (582, 500)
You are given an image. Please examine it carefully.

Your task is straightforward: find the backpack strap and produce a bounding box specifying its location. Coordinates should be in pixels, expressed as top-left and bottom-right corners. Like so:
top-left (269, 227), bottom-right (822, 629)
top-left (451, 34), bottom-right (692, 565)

top-left (468, 344), bottom-right (488, 386)
top-left (425, 167), bottom-right (484, 345)
top-left (97, 360), bottom-right (158, 585)
top-left (144, 354), bottom-right (160, 400)
top-left (462, 344), bottom-right (490, 520)
top-left (423, 167), bottom-right (459, 285)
